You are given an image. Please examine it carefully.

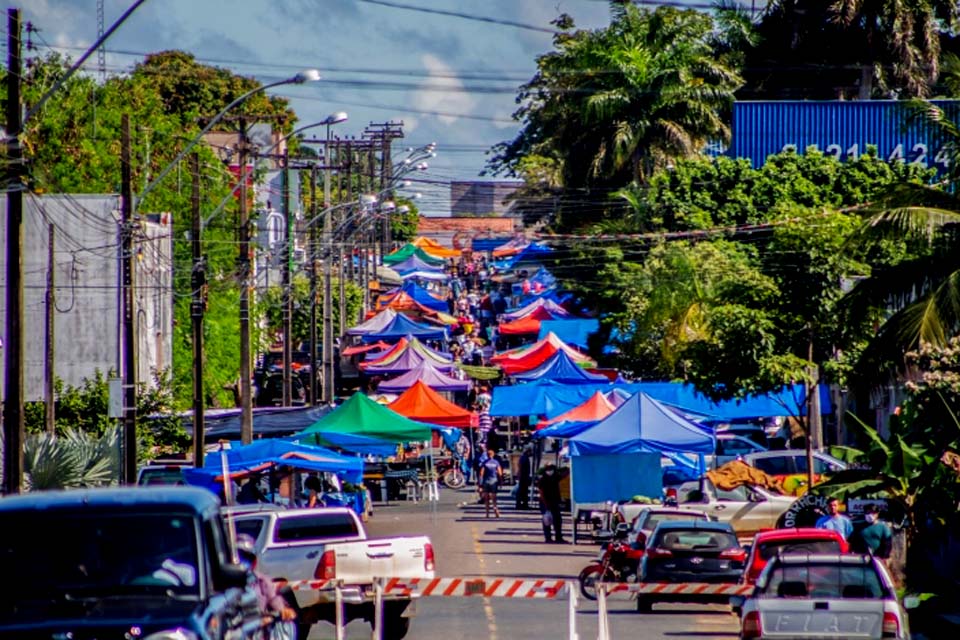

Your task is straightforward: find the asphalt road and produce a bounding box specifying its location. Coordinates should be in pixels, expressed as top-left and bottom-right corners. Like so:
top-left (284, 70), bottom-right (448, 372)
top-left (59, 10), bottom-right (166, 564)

top-left (307, 486), bottom-right (741, 640)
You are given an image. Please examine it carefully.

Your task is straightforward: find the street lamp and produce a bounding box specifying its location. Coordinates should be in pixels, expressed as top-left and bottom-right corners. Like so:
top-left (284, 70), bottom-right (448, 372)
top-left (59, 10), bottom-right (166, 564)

top-left (137, 69), bottom-right (321, 206)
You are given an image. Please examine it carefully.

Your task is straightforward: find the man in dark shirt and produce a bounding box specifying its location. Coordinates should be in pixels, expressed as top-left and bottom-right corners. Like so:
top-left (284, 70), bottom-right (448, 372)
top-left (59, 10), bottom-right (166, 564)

top-left (537, 464), bottom-right (565, 543)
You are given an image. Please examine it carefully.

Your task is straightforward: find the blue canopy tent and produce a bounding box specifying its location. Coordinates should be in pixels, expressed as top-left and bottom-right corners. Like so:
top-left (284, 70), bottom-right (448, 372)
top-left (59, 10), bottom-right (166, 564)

top-left (471, 237), bottom-right (513, 253)
top-left (505, 242), bottom-right (554, 268)
top-left (567, 393), bottom-right (715, 457)
top-left (512, 351), bottom-right (610, 384)
top-left (398, 280), bottom-right (448, 312)
top-left (532, 420), bottom-right (598, 440)
top-left (398, 269), bottom-right (449, 282)
top-left (537, 319), bottom-right (600, 349)
top-left (565, 393), bottom-right (715, 516)
top-left (360, 314), bottom-right (448, 344)
top-left (491, 381), bottom-right (832, 421)
top-left (182, 440), bottom-right (365, 498)
top-left (528, 267), bottom-right (557, 290)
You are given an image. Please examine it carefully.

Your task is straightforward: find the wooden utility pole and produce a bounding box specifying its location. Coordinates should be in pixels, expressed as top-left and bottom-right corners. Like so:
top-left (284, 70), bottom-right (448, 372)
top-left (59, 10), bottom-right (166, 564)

top-left (2, 8), bottom-right (24, 494)
top-left (120, 114), bottom-right (138, 485)
top-left (190, 153), bottom-right (205, 467)
top-left (44, 224), bottom-right (55, 434)
top-left (281, 150), bottom-right (292, 407)
top-left (237, 119), bottom-right (253, 444)
top-left (309, 164), bottom-right (320, 406)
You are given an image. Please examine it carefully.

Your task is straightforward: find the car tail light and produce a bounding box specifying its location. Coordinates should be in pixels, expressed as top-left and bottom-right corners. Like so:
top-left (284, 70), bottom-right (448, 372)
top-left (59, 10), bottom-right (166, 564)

top-left (645, 547), bottom-right (673, 559)
top-left (315, 550), bottom-right (336, 580)
top-left (424, 543), bottom-right (435, 572)
top-left (719, 547), bottom-right (747, 563)
top-left (882, 612), bottom-right (900, 638)
top-left (742, 611), bottom-right (762, 639)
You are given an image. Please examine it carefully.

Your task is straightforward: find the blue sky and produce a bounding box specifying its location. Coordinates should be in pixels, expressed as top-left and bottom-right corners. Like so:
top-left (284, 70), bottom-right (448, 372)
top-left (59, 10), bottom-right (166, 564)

top-left (23, 0), bottom-right (723, 213)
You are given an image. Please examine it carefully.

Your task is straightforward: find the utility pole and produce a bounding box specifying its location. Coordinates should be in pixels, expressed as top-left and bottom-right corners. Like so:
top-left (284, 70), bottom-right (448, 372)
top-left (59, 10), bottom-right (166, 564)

top-left (237, 119), bottom-right (254, 444)
top-left (335, 139), bottom-right (347, 336)
top-left (190, 152), bottom-right (205, 468)
top-left (120, 114), bottom-right (138, 485)
top-left (281, 150), bottom-right (292, 407)
top-left (3, 7), bottom-right (24, 494)
top-left (309, 164), bottom-right (319, 406)
top-left (323, 134), bottom-right (335, 405)
top-left (44, 224), bottom-right (55, 434)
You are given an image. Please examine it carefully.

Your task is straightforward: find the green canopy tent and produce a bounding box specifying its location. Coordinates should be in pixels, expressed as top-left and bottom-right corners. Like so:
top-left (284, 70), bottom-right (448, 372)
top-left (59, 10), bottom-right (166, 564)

top-left (297, 391), bottom-right (434, 443)
top-left (382, 243), bottom-right (446, 267)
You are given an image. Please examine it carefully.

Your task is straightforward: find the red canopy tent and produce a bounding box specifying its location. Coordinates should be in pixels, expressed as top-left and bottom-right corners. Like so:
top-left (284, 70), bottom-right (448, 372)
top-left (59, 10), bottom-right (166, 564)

top-left (535, 391), bottom-right (617, 429)
top-left (342, 341), bottom-right (391, 357)
top-left (491, 332), bottom-right (596, 375)
top-left (388, 380), bottom-right (477, 428)
top-left (498, 306), bottom-right (562, 335)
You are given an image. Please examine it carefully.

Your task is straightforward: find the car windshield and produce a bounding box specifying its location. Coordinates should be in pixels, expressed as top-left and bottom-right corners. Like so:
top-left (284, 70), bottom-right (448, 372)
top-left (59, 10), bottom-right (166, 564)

top-left (235, 517), bottom-right (267, 541)
top-left (657, 529), bottom-right (738, 551)
top-left (0, 511), bottom-right (201, 600)
top-left (642, 512), bottom-right (706, 531)
top-left (758, 539), bottom-right (842, 561)
top-left (138, 467), bottom-right (185, 486)
top-left (761, 562), bottom-right (890, 599)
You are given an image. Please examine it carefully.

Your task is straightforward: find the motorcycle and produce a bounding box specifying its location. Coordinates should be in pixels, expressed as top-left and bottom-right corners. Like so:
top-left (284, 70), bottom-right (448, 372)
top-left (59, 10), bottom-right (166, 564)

top-left (577, 523), bottom-right (642, 600)
top-left (435, 456), bottom-right (466, 489)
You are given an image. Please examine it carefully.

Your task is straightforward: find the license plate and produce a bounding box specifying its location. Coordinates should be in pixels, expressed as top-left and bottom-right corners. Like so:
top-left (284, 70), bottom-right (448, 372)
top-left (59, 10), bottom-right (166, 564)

top-left (767, 612), bottom-right (880, 635)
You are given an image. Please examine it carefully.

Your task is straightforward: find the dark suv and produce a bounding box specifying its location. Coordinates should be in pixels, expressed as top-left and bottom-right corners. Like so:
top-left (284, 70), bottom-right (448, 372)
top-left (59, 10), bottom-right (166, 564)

top-left (637, 520), bottom-right (747, 612)
top-left (0, 487), bottom-right (265, 639)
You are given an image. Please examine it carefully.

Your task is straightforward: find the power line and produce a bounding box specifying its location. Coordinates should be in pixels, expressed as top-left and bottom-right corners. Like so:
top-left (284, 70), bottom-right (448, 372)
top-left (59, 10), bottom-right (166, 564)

top-left (355, 0), bottom-right (559, 34)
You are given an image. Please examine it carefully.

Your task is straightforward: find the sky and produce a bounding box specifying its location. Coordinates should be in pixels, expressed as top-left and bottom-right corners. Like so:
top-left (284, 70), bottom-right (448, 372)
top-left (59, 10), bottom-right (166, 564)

top-left (20, 0), bottom-right (722, 214)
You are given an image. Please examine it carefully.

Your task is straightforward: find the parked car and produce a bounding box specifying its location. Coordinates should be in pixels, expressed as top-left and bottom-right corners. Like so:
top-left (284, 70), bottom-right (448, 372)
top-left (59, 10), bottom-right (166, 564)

top-left (716, 422), bottom-right (769, 449)
top-left (742, 450), bottom-right (847, 496)
top-left (627, 507), bottom-right (713, 550)
top-left (254, 371), bottom-right (307, 407)
top-left (741, 527), bottom-right (849, 586)
top-left (674, 480), bottom-right (796, 538)
top-left (230, 506), bottom-right (434, 640)
top-left (714, 433), bottom-right (768, 465)
top-left (636, 520), bottom-right (747, 613)
top-left (136, 460), bottom-right (189, 485)
top-left (738, 553), bottom-right (907, 639)
top-left (0, 487), bottom-right (265, 639)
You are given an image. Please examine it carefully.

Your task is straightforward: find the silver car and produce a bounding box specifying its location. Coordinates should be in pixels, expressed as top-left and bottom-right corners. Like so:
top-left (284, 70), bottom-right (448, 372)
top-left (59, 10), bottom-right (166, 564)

top-left (738, 553), bottom-right (907, 639)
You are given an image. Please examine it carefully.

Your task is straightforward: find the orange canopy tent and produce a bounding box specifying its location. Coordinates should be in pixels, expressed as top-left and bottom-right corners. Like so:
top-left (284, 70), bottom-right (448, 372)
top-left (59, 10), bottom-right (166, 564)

top-left (491, 332), bottom-right (596, 375)
top-left (388, 380), bottom-right (477, 428)
top-left (535, 391), bottom-right (617, 429)
top-left (413, 236), bottom-right (461, 259)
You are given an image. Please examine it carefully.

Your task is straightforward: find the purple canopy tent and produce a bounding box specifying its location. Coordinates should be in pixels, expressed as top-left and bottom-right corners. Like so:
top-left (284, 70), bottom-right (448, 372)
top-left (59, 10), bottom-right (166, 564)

top-left (376, 360), bottom-right (471, 393)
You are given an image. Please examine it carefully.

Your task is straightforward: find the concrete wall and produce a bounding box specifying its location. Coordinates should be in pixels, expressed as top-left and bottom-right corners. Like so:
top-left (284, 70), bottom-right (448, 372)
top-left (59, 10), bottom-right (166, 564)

top-left (0, 195), bottom-right (172, 400)
top-left (450, 181), bottom-right (522, 217)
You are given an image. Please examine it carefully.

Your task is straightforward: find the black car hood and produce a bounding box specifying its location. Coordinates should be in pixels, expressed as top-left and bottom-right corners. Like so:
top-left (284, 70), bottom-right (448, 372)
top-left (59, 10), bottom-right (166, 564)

top-left (0, 597), bottom-right (202, 638)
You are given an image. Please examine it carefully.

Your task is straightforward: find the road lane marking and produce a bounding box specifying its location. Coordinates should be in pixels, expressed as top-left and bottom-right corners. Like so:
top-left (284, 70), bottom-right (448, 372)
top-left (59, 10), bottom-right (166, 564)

top-left (471, 524), bottom-right (498, 640)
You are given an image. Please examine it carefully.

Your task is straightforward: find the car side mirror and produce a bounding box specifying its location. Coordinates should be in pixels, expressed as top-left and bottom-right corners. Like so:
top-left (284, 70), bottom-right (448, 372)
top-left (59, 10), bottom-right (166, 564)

top-left (748, 492), bottom-right (764, 503)
top-left (217, 562), bottom-right (252, 590)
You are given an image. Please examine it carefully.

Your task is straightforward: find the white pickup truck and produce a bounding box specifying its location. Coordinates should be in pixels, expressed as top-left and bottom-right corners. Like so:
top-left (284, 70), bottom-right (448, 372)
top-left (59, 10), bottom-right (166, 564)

top-left (675, 480), bottom-right (795, 538)
top-left (229, 505), bottom-right (434, 640)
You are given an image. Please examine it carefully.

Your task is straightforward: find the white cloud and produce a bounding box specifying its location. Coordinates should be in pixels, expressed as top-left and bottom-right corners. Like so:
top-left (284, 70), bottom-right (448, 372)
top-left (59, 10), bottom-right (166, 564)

top-left (412, 54), bottom-right (477, 126)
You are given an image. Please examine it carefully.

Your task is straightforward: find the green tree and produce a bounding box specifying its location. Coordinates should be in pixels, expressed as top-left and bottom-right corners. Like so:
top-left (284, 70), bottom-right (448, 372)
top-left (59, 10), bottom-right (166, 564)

top-left (488, 4), bottom-right (742, 230)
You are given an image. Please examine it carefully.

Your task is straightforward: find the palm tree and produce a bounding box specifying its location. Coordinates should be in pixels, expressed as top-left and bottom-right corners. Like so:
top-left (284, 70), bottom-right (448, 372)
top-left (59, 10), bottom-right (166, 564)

top-left (840, 102), bottom-right (960, 383)
top-left (830, 0), bottom-right (958, 98)
top-left (1, 427), bottom-right (120, 491)
top-left (488, 4), bottom-right (742, 216)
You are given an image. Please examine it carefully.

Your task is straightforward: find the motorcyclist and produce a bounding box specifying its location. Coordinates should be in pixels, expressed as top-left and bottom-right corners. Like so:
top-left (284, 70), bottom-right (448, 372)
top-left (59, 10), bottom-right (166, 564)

top-left (236, 534), bottom-right (297, 638)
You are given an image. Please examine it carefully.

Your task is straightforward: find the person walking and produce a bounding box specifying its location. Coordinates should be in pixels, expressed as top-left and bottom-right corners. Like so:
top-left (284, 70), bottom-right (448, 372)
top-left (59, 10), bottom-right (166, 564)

top-left (515, 446), bottom-right (532, 510)
top-left (537, 464), bottom-right (565, 543)
top-left (479, 447), bottom-right (502, 518)
top-left (815, 497), bottom-right (854, 540)
top-left (851, 503), bottom-right (893, 559)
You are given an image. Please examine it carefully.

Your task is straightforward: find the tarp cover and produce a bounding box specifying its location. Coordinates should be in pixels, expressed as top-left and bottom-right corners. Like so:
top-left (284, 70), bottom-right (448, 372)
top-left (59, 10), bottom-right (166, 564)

top-left (413, 236), bottom-right (461, 258)
top-left (360, 313), bottom-right (448, 343)
top-left (571, 452), bottom-right (663, 504)
top-left (298, 392), bottom-right (434, 443)
top-left (513, 351), bottom-right (610, 384)
top-left (383, 244), bottom-right (446, 267)
top-left (537, 319), bottom-right (600, 348)
top-left (388, 380), bottom-right (477, 428)
top-left (568, 392), bottom-right (715, 456)
top-left (399, 269), bottom-right (450, 282)
top-left (507, 242), bottom-right (554, 267)
top-left (376, 360), bottom-right (471, 393)
top-left (184, 439), bottom-right (364, 484)
top-left (498, 307), bottom-right (560, 335)
top-left (345, 308), bottom-right (397, 336)
top-left (490, 381), bottom-right (832, 420)
top-left (471, 237), bottom-right (513, 253)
